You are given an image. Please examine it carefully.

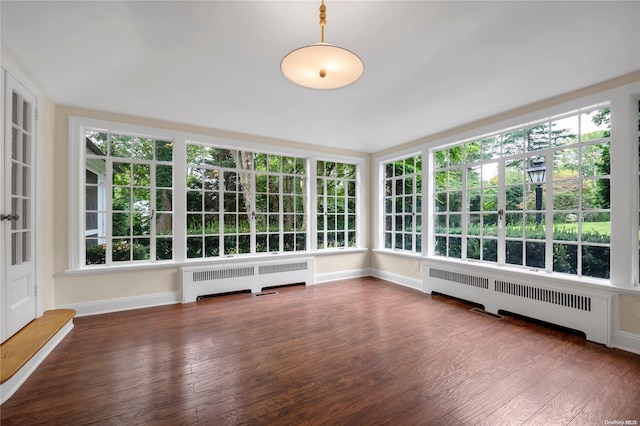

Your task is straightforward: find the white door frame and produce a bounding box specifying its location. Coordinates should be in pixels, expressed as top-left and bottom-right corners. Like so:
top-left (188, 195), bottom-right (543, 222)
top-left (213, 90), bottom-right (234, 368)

top-left (1, 56), bottom-right (44, 341)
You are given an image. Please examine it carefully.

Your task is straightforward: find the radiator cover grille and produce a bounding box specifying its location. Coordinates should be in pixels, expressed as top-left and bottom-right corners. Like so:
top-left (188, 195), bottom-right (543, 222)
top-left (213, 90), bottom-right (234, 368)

top-left (429, 268), bottom-right (489, 289)
top-left (193, 267), bottom-right (254, 282)
top-left (259, 262), bottom-right (308, 275)
top-left (495, 280), bottom-right (591, 311)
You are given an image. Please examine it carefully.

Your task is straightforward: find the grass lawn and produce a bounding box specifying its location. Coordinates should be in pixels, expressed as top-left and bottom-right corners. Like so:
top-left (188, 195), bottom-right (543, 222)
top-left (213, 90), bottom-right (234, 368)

top-left (552, 221), bottom-right (610, 234)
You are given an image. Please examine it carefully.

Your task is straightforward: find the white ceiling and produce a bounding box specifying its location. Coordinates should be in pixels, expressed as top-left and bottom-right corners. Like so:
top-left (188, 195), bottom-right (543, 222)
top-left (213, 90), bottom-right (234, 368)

top-left (2, 1), bottom-right (640, 153)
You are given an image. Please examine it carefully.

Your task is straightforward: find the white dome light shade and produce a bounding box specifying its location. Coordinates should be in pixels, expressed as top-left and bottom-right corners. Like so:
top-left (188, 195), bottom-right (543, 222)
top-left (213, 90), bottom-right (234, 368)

top-left (281, 43), bottom-right (364, 89)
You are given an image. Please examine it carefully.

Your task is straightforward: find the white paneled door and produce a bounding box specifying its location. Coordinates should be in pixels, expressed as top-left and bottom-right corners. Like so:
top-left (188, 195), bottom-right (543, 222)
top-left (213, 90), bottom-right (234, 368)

top-left (1, 73), bottom-right (37, 343)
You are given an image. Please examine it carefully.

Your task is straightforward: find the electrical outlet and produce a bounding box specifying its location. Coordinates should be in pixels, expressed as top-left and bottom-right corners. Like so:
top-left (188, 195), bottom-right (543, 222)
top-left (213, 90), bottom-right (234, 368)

top-left (414, 262), bottom-right (421, 271)
top-left (636, 302), bottom-right (640, 320)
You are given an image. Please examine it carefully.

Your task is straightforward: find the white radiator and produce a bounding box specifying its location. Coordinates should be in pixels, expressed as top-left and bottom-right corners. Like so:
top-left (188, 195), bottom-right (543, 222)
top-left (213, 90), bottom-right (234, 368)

top-left (181, 257), bottom-right (314, 303)
top-left (424, 263), bottom-right (612, 345)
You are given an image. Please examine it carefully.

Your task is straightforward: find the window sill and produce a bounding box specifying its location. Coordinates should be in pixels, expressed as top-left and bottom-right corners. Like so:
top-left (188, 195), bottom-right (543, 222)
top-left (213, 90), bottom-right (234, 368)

top-left (65, 249), bottom-right (367, 276)
top-left (313, 248), bottom-right (367, 256)
top-left (372, 248), bottom-right (424, 260)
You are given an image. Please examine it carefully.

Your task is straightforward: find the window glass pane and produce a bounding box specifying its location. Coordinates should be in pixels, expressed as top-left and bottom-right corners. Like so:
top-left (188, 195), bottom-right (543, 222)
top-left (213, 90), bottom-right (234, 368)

top-left (132, 238), bottom-right (150, 260)
top-left (553, 243), bottom-right (577, 274)
top-left (85, 240), bottom-right (105, 265)
top-left (506, 240), bottom-right (523, 266)
top-left (112, 238), bottom-right (131, 261)
top-left (467, 166), bottom-right (481, 188)
top-left (467, 238), bottom-right (480, 259)
top-left (482, 136), bottom-right (501, 160)
top-left (132, 137), bottom-right (153, 160)
top-left (525, 124), bottom-right (549, 152)
top-left (581, 109), bottom-right (610, 141)
top-left (111, 135), bottom-right (131, 158)
top-left (467, 214), bottom-right (480, 236)
top-left (582, 245), bottom-right (610, 278)
top-left (155, 140), bottom-right (173, 162)
top-left (465, 141), bottom-right (481, 163)
top-left (553, 213), bottom-right (578, 242)
top-left (502, 131), bottom-right (523, 156)
top-left (551, 116), bottom-right (579, 147)
top-left (482, 239), bottom-right (497, 262)
top-left (505, 213), bottom-right (523, 238)
top-left (581, 143), bottom-right (610, 177)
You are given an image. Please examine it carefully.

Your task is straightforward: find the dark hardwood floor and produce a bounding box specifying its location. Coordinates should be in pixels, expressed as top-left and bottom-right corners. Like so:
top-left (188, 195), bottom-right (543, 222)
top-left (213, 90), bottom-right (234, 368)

top-left (2, 277), bottom-right (639, 425)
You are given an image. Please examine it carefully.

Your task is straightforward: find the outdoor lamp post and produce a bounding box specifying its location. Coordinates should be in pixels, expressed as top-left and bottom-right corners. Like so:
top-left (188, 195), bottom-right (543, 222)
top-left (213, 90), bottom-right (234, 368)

top-left (526, 157), bottom-right (546, 225)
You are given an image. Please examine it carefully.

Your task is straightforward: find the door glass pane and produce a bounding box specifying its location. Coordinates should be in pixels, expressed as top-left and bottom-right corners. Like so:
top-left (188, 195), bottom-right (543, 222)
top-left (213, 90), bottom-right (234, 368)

top-left (12, 92), bottom-right (18, 124)
top-left (10, 198), bottom-right (17, 232)
top-left (22, 165), bottom-right (30, 197)
top-left (22, 99), bottom-right (31, 131)
top-left (22, 232), bottom-right (31, 262)
top-left (11, 233), bottom-right (18, 265)
top-left (12, 127), bottom-right (18, 160)
top-left (11, 163), bottom-right (18, 195)
top-left (22, 200), bottom-right (29, 230)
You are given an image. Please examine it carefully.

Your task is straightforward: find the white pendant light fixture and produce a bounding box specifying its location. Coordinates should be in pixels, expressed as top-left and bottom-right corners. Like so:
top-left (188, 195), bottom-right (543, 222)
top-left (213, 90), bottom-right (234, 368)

top-left (281, 0), bottom-right (364, 89)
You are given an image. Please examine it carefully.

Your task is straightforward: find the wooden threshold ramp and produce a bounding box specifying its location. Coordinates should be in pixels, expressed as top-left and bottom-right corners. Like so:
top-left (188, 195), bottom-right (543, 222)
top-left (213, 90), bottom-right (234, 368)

top-left (1, 309), bottom-right (76, 385)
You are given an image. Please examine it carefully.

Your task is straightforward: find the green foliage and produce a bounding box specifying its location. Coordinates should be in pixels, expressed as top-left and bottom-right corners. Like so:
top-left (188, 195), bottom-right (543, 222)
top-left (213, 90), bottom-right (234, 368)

top-left (581, 245), bottom-right (610, 278)
top-left (85, 239), bottom-right (152, 264)
top-left (553, 243), bottom-right (577, 274)
top-left (85, 244), bottom-right (106, 265)
top-left (593, 144), bottom-right (610, 208)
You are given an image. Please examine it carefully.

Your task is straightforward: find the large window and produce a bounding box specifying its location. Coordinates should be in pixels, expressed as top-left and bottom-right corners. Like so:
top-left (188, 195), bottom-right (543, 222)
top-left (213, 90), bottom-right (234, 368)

top-left (72, 118), bottom-right (361, 270)
top-left (84, 131), bottom-right (174, 265)
top-left (433, 105), bottom-right (611, 279)
top-left (383, 154), bottom-right (422, 252)
top-left (316, 161), bottom-right (357, 249)
top-left (185, 145), bottom-right (307, 258)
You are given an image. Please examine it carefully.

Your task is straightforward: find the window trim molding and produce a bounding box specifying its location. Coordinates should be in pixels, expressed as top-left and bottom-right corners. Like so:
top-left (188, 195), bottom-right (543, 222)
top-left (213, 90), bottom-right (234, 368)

top-left (376, 150), bottom-right (424, 254)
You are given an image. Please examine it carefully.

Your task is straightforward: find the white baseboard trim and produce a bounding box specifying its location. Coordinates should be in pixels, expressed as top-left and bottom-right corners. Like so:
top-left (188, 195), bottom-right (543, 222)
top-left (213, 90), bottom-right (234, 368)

top-left (370, 269), bottom-right (424, 292)
top-left (0, 320), bottom-right (74, 404)
top-left (314, 268), bottom-right (373, 284)
top-left (57, 291), bottom-right (180, 317)
top-left (612, 330), bottom-right (640, 355)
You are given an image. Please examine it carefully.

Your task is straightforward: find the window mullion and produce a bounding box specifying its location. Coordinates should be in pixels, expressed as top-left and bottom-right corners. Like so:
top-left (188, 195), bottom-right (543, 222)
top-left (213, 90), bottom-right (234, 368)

top-left (278, 173), bottom-right (283, 253)
top-left (173, 138), bottom-right (187, 262)
top-left (461, 167), bottom-right (467, 259)
top-left (106, 157), bottom-right (113, 265)
top-left (250, 171), bottom-right (256, 255)
top-left (543, 151), bottom-right (553, 272)
top-left (497, 158), bottom-right (506, 264)
top-left (150, 162), bottom-right (156, 262)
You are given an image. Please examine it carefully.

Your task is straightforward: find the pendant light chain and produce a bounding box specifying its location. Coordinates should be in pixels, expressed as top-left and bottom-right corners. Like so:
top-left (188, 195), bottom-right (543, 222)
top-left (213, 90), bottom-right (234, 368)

top-left (320, 0), bottom-right (326, 43)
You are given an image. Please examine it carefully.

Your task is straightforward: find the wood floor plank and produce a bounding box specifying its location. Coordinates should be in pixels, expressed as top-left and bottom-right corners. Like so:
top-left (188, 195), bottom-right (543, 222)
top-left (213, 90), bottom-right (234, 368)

top-left (524, 373), bottom-right (602, 425)
top-left (1, 277), bottom-right (639, 425)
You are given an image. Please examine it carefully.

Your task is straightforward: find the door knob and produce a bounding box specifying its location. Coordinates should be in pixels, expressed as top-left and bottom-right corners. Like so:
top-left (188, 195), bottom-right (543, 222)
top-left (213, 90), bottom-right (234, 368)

top-left (0, 214), bottom-right (19, 221)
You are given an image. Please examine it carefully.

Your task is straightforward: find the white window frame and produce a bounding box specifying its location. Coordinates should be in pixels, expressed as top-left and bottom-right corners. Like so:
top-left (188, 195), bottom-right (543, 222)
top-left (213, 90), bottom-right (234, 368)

top-left (68, 117), bottom-right (366, 272)
top-left (431, 105), bottom-right (613, 278)
top-left (378, 151), bottom-right (423, 254)
top-left (183, 143), bottom-right (309, 258)
top-left (315, 159), bottom-right (359, 250)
